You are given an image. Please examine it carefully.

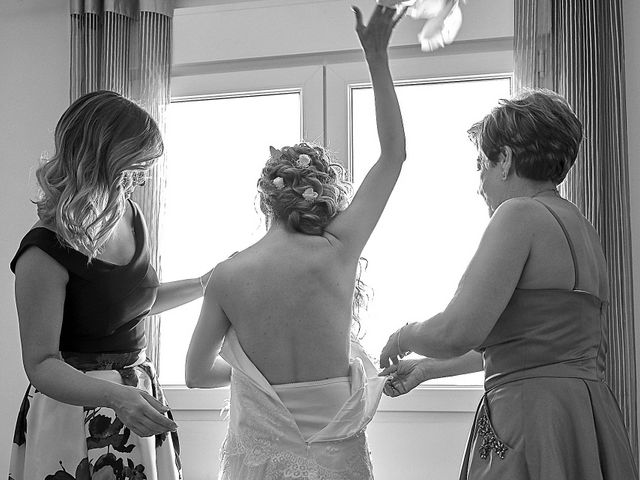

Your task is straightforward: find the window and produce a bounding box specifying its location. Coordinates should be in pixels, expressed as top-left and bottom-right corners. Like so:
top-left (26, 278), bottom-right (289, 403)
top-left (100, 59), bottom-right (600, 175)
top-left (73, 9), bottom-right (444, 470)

top-left (351, 77), bottom-right (511, 385)
top-left (159, 91), bottom-right (301, 385)
top-left (159, 58), bottom-right (512, 390)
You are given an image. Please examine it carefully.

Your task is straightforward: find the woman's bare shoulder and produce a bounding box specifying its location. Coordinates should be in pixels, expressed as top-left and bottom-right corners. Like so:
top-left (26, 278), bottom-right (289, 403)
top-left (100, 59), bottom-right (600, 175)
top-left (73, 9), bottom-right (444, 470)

top-left (209, 251), bottom-right (246, 285)
top-left (487, 197), bottom-right (547, 238)
top-left (31, 219), bottom-right (56, 233)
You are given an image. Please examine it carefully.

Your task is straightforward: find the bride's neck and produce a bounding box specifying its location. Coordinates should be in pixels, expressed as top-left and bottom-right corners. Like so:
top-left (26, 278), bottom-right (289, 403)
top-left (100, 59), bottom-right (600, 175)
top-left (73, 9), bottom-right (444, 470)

top-left (265, 219), bottom-right (291, 237)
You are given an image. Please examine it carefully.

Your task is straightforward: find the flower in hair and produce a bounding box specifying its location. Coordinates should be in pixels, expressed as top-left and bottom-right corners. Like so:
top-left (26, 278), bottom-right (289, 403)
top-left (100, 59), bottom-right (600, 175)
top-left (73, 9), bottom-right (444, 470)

top-left (272, 177), bottom-right (285, 190)
top-left (302, 187), bottom-right (318, 202)
top-left (297, 154), bottom-right (312, 167)
top-left (376, 0), bottom-right (464, 52)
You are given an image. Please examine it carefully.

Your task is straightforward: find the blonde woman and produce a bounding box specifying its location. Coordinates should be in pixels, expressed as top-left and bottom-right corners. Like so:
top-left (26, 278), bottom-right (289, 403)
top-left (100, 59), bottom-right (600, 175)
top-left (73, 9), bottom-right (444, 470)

top-left (185, 5), bottom-right (406, 479)
top-left (9, 91), bottom-right (209, 480)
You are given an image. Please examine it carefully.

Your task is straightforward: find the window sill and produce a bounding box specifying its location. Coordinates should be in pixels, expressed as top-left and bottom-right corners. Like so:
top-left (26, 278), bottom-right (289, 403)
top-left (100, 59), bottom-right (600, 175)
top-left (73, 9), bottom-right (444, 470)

top-left (163, 385), bottom-right (484, 413)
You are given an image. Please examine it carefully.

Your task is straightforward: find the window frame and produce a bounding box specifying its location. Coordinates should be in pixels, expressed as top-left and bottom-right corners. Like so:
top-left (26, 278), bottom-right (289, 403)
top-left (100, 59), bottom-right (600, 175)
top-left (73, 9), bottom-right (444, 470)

top-left (324, 51), bottom-right (514, 171)
top-left (171, 65), bottom-right (325, 142)
top-left (159, 86), bottom-right (306, 386)
top-left (162, 51), bottom-right (512, 413)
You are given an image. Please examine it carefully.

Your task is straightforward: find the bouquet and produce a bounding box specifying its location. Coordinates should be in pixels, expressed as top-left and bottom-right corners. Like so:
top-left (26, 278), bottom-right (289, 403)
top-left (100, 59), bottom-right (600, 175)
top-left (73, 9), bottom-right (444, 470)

top-left (377, 0), bottom-right (465, 52)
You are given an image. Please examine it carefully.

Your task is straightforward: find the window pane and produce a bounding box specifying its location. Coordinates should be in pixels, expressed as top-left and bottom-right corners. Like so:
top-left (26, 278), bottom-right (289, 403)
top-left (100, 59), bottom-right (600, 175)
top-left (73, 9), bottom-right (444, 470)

top-left (159, 92), bottom-right (301, 385)
top-left (351, 77), bottom-right (511, 385)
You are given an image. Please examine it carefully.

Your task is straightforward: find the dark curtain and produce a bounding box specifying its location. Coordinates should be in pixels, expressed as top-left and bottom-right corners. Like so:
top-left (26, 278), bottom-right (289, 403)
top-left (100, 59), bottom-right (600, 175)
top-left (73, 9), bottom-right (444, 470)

top-left (514, 0), bottom-right (638, 459)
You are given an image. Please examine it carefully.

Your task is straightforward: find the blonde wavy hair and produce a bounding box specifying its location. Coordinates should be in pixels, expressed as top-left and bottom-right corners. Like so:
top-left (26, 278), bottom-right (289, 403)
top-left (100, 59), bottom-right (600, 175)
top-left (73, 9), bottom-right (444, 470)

top-left (35, 90), bottom-right (163, 260)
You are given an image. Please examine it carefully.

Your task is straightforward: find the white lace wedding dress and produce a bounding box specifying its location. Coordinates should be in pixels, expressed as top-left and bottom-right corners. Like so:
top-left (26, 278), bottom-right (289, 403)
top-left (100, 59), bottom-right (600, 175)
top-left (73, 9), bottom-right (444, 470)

top-left (218, 328), bottom-right (386, 479)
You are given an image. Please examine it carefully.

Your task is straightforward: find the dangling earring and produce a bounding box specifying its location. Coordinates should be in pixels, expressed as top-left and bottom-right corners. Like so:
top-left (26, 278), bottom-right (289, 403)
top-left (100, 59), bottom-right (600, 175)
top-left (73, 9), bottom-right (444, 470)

top-left (120, 172), bottom-right (135, 199)
top-left (133, 170), bottom-right (148, 187)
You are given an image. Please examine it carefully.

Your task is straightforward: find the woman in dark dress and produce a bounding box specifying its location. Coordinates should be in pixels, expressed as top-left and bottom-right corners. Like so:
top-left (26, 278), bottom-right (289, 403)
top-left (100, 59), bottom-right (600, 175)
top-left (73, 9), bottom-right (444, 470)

top-left (379, 89), bottom-right (639, 479)
top-left (9, 91), bottom-right (208, 480)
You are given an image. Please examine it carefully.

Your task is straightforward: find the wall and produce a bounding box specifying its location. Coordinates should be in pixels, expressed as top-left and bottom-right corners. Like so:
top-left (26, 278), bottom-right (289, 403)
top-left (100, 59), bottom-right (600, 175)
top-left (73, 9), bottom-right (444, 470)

top-left (0, 0), bottom-right (69, 475)
top-left (172, 0), bottom-right (513, 68)
top-left (624, 0), bottom-right (640, 464)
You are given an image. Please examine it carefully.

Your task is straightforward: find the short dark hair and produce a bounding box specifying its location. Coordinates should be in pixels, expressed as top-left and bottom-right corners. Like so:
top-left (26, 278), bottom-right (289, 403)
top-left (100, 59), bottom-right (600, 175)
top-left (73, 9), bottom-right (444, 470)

top-left (468, 89), bottom-right (583, 184)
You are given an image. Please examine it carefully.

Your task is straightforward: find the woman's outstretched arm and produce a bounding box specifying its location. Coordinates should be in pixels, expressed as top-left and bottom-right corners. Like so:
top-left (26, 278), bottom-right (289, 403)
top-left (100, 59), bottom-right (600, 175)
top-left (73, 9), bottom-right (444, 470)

top-left (380, 198), bottom-right (537, 365)
top-left (325, 5), bottom-right (407, 258)
top-left (149, 269), bottom-right (212, 315)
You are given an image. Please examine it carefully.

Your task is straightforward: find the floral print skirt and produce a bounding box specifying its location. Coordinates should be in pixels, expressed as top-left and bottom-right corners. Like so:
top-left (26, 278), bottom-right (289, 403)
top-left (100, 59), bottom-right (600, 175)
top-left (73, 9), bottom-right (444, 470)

top-left (8, 351), bottom-right (181, 480)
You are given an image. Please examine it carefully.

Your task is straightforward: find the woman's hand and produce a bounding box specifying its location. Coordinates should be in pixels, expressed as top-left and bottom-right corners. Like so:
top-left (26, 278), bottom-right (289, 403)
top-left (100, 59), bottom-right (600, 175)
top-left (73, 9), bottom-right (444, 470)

top-left (110, 385), bottom-right (178, 437)
top-left (379, 323), bottom-right (414, 368)
top-left (380, 358), bottom-right (430, 397)
top-left (353, 4), bottom-right (407, 61)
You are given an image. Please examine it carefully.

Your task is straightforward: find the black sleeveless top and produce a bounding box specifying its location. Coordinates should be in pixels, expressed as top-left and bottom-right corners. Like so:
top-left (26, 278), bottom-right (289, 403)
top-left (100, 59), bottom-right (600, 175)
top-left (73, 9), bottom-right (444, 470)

top-left (10, 201), bottom-right (159, 353)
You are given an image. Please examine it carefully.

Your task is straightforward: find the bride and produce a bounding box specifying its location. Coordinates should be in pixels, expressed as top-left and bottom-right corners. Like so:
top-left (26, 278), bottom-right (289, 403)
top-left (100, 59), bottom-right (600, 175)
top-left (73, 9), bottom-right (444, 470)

top-left (185, 4), bottom-right (406, 478)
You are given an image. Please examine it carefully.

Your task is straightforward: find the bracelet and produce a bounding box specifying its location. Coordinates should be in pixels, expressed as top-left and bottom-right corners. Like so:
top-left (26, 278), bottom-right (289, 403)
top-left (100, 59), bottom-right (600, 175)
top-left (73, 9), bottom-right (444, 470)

top-left (397, 322), bottom-right (409, 357)
top-left (198, 276), bottom-right (206, 296)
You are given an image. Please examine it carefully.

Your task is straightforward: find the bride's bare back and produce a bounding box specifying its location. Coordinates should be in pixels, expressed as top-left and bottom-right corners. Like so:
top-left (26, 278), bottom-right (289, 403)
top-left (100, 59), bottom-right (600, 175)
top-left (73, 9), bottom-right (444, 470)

top-left (214, 231), bottom-right (355, 384)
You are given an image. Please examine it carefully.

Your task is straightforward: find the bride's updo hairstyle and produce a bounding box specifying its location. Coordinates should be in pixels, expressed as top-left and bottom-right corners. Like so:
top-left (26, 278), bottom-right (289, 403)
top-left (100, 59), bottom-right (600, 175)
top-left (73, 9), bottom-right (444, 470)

top-left (257, 142), bottom-right (352, 235)
top-left (468, 89), bottom-right (583, 185)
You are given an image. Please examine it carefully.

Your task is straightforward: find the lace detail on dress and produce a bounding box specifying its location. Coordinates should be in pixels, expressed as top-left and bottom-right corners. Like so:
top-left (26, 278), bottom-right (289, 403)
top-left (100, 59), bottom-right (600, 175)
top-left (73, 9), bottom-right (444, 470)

top-left (218, 330), bottom-right (384, 480)
top-left (219, 371), bottom-right (374, 480)
top-left (220, 430), bottom-right (373, 480)
top-left (476, 406), bottom-right (508, 460)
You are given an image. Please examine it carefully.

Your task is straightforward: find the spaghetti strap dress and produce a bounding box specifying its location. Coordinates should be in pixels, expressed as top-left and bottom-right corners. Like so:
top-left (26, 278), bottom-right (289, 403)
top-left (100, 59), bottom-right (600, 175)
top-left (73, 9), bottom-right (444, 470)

top-left (8, 201), bottom-right (181, 480)
top-left (460, 199), bottom-right (639, 480)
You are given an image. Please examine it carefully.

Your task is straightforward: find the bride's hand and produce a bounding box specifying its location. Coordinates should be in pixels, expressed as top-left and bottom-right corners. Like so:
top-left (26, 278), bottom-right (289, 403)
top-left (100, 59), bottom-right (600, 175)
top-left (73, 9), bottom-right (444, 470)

top-left (380, 359), bottom-right (429, 397)
top-left (352, 4), bottom-right (407, 61)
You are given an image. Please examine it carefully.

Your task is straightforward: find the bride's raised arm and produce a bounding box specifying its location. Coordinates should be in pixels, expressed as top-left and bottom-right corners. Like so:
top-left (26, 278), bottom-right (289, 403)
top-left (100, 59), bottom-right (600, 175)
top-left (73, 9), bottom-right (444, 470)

top-left (324, 5), bottom-right (406, 257)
